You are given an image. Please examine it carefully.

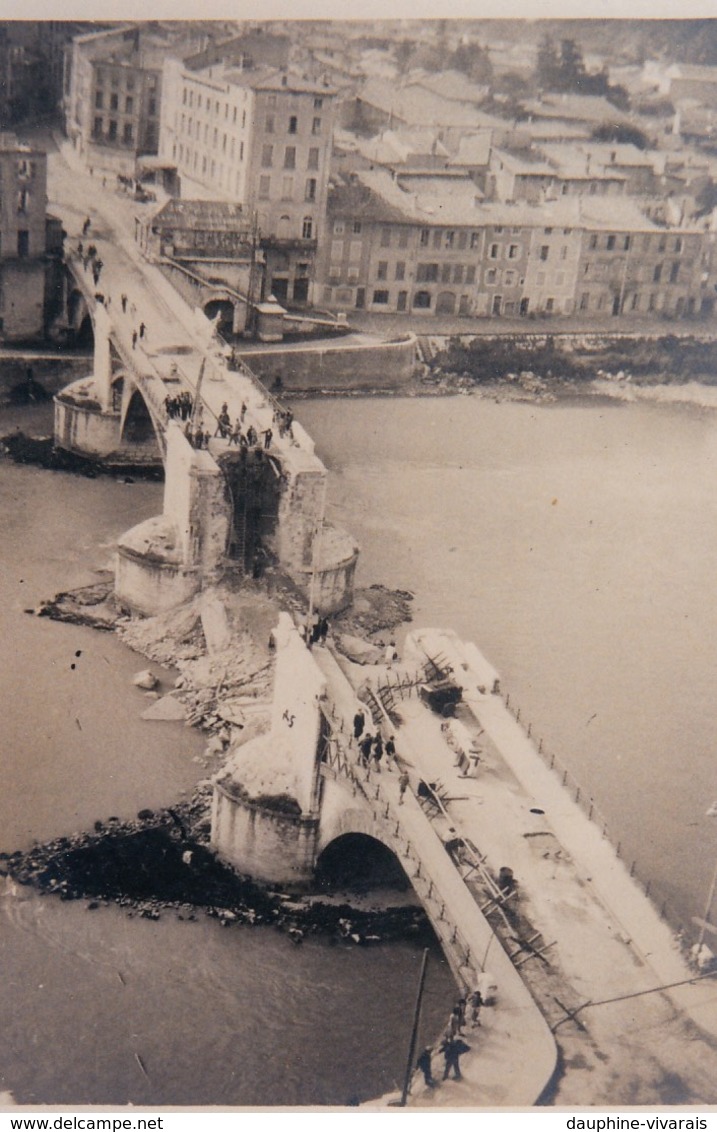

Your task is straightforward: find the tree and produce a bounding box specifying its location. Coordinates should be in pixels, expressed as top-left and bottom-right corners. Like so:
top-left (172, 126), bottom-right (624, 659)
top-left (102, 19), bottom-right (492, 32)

top-left (559, 39), bottom-right (586, 90)
top-left (591, 122), bottom-right (651, 150)
top-left (536, 34), bottom-right (560, 91)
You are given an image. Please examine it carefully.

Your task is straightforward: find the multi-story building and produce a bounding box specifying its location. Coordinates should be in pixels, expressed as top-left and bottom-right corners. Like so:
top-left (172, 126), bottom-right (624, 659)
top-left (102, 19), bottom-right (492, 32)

top-left (63, 24), bottom-right (217, 177)
top-left (575, 200), bottom-right (708, 319)
top-left (159, 59), bottom-right (336, 305)
top-left (0, 133), bottom-right (62, 341)
top-left (317, 168), bottom-right (711, 320)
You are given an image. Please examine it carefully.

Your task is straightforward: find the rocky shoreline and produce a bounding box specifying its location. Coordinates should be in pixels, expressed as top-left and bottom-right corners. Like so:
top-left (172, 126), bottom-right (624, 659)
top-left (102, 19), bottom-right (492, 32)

top-left (0, 792), bottom-right (431, 947)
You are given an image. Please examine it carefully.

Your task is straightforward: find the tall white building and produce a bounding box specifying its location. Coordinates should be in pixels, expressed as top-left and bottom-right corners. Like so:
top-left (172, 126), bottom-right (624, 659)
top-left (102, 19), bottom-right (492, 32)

top-left (159, 58), bottom-right (336, 305)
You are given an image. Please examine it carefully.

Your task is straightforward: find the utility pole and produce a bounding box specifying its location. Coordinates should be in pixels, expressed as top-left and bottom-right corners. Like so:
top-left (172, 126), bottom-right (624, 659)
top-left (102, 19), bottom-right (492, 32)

top-left (400, 948), bottom-right (429, 1107)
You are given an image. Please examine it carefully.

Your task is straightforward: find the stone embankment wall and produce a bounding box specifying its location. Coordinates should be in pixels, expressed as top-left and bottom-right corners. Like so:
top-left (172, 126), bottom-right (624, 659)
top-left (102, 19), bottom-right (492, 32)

top-left (236, 334), bottom-right (417, 392)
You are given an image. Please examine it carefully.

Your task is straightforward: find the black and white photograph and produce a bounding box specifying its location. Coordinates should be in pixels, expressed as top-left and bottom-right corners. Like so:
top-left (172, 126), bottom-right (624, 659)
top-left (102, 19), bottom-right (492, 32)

top-left (1, 1), bottom-right (717, 1115)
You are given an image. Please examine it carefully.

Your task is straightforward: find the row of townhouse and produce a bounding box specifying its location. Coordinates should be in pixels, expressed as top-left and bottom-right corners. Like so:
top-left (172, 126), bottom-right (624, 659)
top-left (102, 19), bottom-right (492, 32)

top-left (315, 169), bottom-right (713, 320)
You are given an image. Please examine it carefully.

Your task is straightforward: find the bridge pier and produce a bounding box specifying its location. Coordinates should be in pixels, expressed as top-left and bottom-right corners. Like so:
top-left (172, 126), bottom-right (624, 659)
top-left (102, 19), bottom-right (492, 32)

top-left (211, 613), bottom-right (325, 886)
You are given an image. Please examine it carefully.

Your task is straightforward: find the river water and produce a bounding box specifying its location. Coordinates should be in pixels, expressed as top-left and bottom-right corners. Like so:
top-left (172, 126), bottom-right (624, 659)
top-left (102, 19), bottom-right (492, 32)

top-left (3, 390), bottom-right (716, 1107)
top-left (0, 402), bottom-right (454, 1108)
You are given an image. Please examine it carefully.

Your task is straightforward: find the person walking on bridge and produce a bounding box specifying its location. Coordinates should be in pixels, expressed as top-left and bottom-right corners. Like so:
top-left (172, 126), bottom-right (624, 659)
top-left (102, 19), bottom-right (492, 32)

top-left (440, 1035), bottom-right (470, 1081)
top-left (262, 427), bottom-right (273, 449)
top-left (353, 710), bottom-right (365, 741)
top-left (359, 734), bottom-right (373, 767)
top-left (416, 1047), bottom-right (436, 1089)
top-left (398, 770), bottom-right (410, 804)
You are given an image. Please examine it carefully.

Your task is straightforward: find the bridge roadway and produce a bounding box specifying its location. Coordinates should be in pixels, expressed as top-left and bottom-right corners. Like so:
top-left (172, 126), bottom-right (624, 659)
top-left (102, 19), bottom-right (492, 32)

top-left (52, 137), bottom-right (315, 465)
top-left (308, 631), bottom-right (717, 1107)
top-left (310, 642), bottom-right (559, 1107)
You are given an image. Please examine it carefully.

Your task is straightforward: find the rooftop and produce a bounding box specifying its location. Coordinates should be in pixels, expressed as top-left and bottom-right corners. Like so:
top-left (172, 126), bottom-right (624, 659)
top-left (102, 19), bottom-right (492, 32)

top-left (151, 199), bottom-right (251, 232)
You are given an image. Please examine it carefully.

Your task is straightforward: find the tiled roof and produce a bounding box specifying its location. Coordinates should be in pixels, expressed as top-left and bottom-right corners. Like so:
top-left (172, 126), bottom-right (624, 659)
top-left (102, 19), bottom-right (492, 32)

top-left (152, 199), bottom-right (250, 231)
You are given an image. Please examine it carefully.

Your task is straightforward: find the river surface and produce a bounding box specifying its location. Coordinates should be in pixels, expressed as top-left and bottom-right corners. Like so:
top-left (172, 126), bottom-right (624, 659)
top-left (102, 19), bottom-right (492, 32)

top-left (0, 402), bottom-right (454, 1108)
top-left (3, 390), bottom-right (717, 1107)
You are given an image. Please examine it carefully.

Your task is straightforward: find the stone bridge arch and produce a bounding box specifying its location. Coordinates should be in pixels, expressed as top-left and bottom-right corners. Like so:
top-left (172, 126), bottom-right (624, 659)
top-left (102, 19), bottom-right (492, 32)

top-left (203, 295), bottom-right (239, 336)
top-left (119, 381), bottom-right (166, 460)
top-left (66, 287), bottom-right (93, 347)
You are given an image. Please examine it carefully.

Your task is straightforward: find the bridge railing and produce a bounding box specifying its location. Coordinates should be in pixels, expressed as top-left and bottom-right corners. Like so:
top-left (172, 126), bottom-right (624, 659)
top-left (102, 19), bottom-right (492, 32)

top-left (496, 684), bottom-right (696, 952)
top-left (321, 705), bottom-right (521, 990)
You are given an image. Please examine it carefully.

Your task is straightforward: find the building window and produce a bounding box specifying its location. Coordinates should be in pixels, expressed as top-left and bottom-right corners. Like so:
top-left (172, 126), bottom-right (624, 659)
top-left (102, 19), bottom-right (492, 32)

top-left (302, 216), bottom-right (313, 239)
top-left (380, 227), bottom-right (391, 247)
top-left (333, 221), bottom-right (345, 235)
top-left (123, 123), bottom-right (133, 144)
top-left (508, 244), bottom-right (519, 259)
top-left (606, 235), bottom-right (616, 251)
top-left (433, 230), bottom-right (442, 249)
top-left (486, 268), bottom-right (497, 284)
top-left (110, 92), bottom-right (118, 111)
top-left (240, 142), bottom-right (244, 161)
top-left (413, 291), bottom-right (431, 308)
top-left (580, 292), bottom-right (589, 310)
top-left (653, 263), bottom-right (663, 283)
top-left (288, 116), bottom-right (298, 134)
top-left (675, 237), bottom-right (683, 253)
top-left (125, 96), bottom-right (133, 113)
top-left (624, 235), bottom-right (631, 250)
top-left (445, 230), bottom-right (455, 248)
top-left (489, 243), bottom-right (499, 259)
top-left (416, 263), bottom-right (438, 283)
top-left (314, 97), bottom-right (323, 109)
top-left (470, 232), bottom-right (479, 248)
top-left (441, 264), bottom-right (452, 283)
top-left (399, 229), bottom-right (409, 248)
top-left (546, 297), bottom-right (555, 312)
top-left (265, 115), bottom-right (275, 133)
top-left (93, 116), bottom-right (103, 137)
top-left (312, 117), bottom-right (322, 134)
top-left (17, 230), bottom-right (29, 257)
top-left (282, 176), bottom-right (293, 199)
top-left (397, 290), bottom-right (407, 311)
top-left (284, 147), bottom-right (296, 169)
top-left (372, 289), bottom-right (389, 304)
top-left (108, 120), bottom-right (117, 141)
top-left (262, 144), bottom-right (273, 167)
top-left (458, 231), bottom-right (467, 250)
top-left (305, 177), bottom-right (317, 202)
top-left (308, 147), bottom-right (319, 170)
top-left (95, 90), bottom-right (103, 109)
top-left (589, 234), bottom-right (598, 249)
top-left (17, 189), bottom-right (29, 214)
top-left (453, 265), bottom-right (464, 284)
top-left (539, 246), bottom-right (549, 261)
top-left (420, 228), bottom-right (430, 247)
top-left (376, 261), bottom-right (388, 280)
top-left (352, 221), bottom-right (362, 234)
top-left (504, 269), bottom-right (516, 286)
top-left (395, 261), bottom-right (405, 281)
top-left (465, 266), bottom-right (476, 284)
top-left (658, 237), bottom-right (667, 253)
top-left (259, 175), bottom-right (271, 199)
top-left (669, 262), bottom-right (679, 283)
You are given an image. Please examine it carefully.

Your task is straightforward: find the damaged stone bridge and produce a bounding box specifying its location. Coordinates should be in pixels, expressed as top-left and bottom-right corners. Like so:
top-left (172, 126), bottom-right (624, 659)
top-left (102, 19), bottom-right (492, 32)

top-left (210, 612), bottom-right (559, 1105)
top-left (53, 252), bottom-right (358, 617)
